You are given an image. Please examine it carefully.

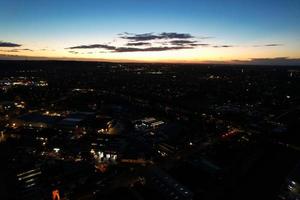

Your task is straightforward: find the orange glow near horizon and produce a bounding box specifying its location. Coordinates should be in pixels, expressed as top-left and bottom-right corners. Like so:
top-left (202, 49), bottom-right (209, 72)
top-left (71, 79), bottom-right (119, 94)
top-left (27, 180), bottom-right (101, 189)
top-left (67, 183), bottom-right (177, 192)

top-left (1, 46), bottom-right (299, 64)
top-left (1, 40), bottom-right (300, 63)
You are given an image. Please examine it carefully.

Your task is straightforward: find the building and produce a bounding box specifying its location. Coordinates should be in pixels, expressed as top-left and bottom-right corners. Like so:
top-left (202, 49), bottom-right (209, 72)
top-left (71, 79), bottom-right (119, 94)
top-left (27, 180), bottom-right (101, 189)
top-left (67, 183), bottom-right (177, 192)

top-left (145, 167), bottom-right (193, 200)
top-left (12, 113), bottom-right (61, 129)
top-left (57, 112), bottom-right (95, 131)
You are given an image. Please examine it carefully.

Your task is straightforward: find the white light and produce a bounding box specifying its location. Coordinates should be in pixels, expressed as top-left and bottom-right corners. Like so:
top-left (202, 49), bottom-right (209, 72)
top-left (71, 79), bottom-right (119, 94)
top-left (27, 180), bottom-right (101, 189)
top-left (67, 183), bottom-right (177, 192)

top-left (291, 181), bottom-right (296, 185)
top-left (99, 151), bottom-right (104, 158)
top-left (53, 148), bottom-right (60, 153)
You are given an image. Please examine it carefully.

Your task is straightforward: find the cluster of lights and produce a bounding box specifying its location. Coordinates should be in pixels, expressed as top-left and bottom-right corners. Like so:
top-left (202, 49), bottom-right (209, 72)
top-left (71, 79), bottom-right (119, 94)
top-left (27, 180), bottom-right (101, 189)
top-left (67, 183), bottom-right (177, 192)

top-left (91, 149), bottom-right (117, 163)
top-left (221, 129), bottom-right (239, 138)
top-left (157, 150), bottom-right (167, 157)
top-left (97, 128), bottom-right (107, 134)
top-left (43, 111), bottom-right (61, 117)
top-left (0, 78), bottom-right (48, 88)
top-left (14, 101), bottom-right (26, 109)
top-left (36, 137), bottom-right (48, 146)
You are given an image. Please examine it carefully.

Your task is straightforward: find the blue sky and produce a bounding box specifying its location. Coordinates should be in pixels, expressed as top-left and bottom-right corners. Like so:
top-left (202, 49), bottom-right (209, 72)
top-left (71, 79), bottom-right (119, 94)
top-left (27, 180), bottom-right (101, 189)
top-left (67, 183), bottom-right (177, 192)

top-left (0, 0), bottom-right (300, 63)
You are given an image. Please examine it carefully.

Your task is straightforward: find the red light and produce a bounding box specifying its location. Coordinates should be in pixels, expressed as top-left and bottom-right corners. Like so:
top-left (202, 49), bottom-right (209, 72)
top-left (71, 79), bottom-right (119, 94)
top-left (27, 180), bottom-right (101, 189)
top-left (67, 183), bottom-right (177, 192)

top-left (52, 189), bottom-right (60, 200)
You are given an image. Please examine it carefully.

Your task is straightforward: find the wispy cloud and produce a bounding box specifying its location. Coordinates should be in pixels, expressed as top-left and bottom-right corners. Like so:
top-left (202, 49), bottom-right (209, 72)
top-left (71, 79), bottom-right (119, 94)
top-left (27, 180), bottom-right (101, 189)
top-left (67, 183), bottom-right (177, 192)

top-left (20, 48), bottom-right (33, 51)
top-left (0, 49), bottom-right (20, 53)
top-left (66, 44), bottom-right (116, 50)
top-left (233, 57), bottom-right (300, 65)
top-left (198, 36), bottom-right (215, 39)
top-left (114, 46), bottom-right (194, 52)
top-left (66, 43), bottom-right (197, 53)
top-left (197, 43), bottom-right (210, 47)
top-left (0, 48), bottom-right (33, 52)
top-left (212, 45), bottom-right (234, 48)
top-left (253, 43), bottom-right (283, 47)
top-left (265, 44), bottom-right (283, 47)
top-left (0, 41), bottom-right (22, 47)
top-left (68, 51), bottom-right (79, 54)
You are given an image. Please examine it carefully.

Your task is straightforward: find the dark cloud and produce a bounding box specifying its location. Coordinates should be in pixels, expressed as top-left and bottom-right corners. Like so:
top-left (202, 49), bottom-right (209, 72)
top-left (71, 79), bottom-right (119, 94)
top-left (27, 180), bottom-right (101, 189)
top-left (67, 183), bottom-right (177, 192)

top-left (160, 32), bottom-right (193, 39)
top-left (0, 48), bottom-right (33, 53)
top-left (120, 33), bottom-right (159, 41)
top-left (120, 32), bottom-right (193, 41)
top-left (198, 36), bottom-right (215, 39)
top-left (170, 40), bottom-right (197, 45)
top-left (114, 46), bottom-right (193, 53)
top-left (66, 39), bottom-right (199, 53)
top-left (68, 51), bottom-right (79, 54)
top-left (0, 41), bottom-right (22, 47)
top-left (196, 43), bottom-right (210, 47)
top-left (233, 57), bottom-right (300, 65)
top-left (0, 49), bottom-right (20, 53)
top-left (264, 44), bottom-right (283, 47)
top-left (65, 32), bottom-right (210, 53)
top-left (20, 48), bottom-right (33, 51)
top-left (126, 42), bottom-right (151, 46)
top-left (169, 40), bottom-right (211, 47)
top-left (65, 31), bottom-right (252, 54)
top-left (66, 44), bottom-right (116, 50)
top-left (253, 44), bottom-right (283, 47)
top-left (213, 45), bottom-right (234, 48)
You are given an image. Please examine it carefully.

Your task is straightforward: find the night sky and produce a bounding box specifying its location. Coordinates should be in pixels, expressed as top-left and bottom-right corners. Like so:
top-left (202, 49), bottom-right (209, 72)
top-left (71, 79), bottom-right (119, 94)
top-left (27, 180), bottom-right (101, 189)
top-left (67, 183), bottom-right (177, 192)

top-left (0, 0), bottom-right (300, 64)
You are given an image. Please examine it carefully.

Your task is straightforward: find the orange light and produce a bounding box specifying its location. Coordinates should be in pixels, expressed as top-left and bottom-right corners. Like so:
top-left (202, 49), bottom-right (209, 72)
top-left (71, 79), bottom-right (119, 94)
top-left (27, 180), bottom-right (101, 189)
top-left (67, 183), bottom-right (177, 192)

top-left (95, 163), bottom-right (108, 173)
top-left (52, 189), bottom-right (60, 200)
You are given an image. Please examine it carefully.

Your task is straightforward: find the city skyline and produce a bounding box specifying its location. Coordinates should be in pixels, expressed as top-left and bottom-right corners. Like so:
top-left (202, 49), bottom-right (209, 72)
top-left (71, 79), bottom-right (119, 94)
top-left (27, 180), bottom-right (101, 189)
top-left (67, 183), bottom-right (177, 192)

top-left (1, 0), bottom-right (300, 64)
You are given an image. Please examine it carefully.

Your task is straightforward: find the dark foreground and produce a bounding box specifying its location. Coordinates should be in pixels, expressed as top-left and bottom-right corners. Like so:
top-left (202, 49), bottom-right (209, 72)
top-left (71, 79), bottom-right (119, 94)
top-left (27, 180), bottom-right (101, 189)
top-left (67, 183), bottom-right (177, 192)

top-left (1, 60), bottom-right (300, 200)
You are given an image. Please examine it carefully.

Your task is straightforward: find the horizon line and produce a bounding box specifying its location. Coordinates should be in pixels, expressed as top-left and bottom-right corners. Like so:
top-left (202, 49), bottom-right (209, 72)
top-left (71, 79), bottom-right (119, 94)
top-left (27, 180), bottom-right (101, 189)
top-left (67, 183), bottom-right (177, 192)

top-left (1, 54), bottom-right (300, 66)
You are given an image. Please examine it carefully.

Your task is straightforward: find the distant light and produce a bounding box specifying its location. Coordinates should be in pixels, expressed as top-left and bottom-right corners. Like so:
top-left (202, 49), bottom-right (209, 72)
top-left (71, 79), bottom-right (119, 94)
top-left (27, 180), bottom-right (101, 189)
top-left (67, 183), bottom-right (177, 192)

top-left (291, 181), bottom-right (296, 185)
top-left (286, 95), bottom-right (290, 99)
top-left (98, 151), bottom-right (104, 158)
top-left (288, 185), bottom-right (294, 191)
top-left (90, 149), bottom-right (95, 154)
top-left (53, 148), bottom-right (60, 153)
